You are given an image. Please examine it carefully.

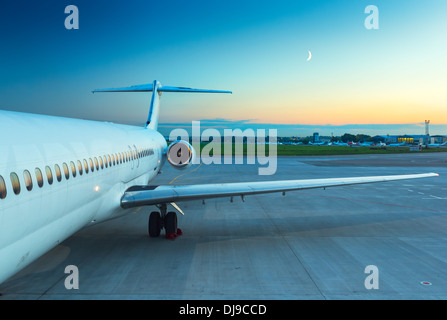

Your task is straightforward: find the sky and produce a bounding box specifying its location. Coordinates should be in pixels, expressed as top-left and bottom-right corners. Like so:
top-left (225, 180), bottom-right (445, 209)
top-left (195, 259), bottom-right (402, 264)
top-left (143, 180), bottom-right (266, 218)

top-left (1, 0), bottom-right (446, 136)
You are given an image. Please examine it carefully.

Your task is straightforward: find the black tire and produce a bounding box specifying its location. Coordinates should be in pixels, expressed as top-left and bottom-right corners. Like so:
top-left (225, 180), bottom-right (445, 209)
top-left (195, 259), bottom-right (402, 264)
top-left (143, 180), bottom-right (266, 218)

top-left (165, 211), bottom-right (178, 235)
top-left (148, 211), bottom-right (161, 237)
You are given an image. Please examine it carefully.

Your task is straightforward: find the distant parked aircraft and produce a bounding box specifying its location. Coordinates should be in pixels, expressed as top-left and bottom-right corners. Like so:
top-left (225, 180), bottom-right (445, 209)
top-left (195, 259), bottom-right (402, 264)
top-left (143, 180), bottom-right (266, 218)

top-left (358, 142), bottom-right (374, 146)
top-left (388, 141), bottom-right (407, 147)
top-left (331, 141), bottom-right (349, 146)
top-left (309, 141), bottom-right (327, 146)
top-left (428, 141), bottom-right (447, 147)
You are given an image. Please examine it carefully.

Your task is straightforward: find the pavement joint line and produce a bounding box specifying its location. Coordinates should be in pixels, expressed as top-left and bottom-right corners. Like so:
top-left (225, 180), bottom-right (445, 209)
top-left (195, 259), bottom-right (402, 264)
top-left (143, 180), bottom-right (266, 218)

top-left (252, 195), bottom-right (327, 300)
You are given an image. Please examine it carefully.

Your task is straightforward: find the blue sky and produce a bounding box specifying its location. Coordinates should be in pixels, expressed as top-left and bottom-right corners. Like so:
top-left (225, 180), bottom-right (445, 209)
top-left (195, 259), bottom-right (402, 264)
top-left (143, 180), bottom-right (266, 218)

top-left (1, 0), bottom-right (446, 136)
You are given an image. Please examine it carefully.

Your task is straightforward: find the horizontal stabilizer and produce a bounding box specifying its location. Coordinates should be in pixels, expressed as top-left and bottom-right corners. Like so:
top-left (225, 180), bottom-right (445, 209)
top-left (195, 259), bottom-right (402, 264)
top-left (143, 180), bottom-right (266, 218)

top-left (92, 80), bottom-right (231, 130)
top-left (159, 86), bottom-right (232, 94)
top-left (92, 84), bottom-right (232, 94)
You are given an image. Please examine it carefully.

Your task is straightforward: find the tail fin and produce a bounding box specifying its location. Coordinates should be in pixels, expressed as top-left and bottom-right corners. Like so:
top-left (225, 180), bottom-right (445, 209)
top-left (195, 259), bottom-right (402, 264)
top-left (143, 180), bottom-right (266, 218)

top-left (92, 80), bottom-right (232, 130)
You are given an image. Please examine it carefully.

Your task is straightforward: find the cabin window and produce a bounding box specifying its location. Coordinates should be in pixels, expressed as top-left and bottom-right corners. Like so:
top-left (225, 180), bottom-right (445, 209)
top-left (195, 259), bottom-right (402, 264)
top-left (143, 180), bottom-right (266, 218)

top-left (55, 164), bottom-right (62, 182)
top-left (94, 157), bottom-right (99, 171)
top-left (77, 160), bottom-right (83, 176)
top-left (70, 161), bottom-right (77, 178)
top-left (63, 163), bottom-right (70, 180)
top-left (103, 156), bottom-right (108, 168)
top-left (10, 172), bottom-right (21, 195)
top-left (35, 168), bottom-right (44, 188)
top-left (0, 175), bottom-right (6, 199)
top-left (111, 154), bottom-right (115, 166)
top-left (83, 159), bottom-right (89, 174)
top-left (45, 166), bottom-right (53, 185)
top-left (107, 155), bottom-right (111, 167)
top-left (23, 170), bottom-right (33, 191)
top-left (89, 158), bottom-right (94, 172)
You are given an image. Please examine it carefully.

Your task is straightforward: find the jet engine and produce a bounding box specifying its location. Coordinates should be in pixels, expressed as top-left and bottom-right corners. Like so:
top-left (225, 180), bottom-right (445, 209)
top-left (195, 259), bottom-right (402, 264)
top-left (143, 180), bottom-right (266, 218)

top-left (167, 140), bottom-right (196, 170)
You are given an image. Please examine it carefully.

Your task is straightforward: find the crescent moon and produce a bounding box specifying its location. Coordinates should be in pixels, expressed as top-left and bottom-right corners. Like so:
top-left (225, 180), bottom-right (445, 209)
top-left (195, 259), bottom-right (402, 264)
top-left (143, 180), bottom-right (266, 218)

top-left (306, 50), bottom-right (312, 61)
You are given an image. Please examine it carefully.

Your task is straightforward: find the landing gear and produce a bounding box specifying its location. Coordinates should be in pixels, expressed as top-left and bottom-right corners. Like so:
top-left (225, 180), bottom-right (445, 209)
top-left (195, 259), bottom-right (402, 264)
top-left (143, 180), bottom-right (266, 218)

top-left (148, 211), bottom-right (161, 237)
top-left (148, 204), bottom-right (182, 239)
top-left (165, 211), bottom-right (177, 234)
top-left (165, 211), bottom-right (178, 240)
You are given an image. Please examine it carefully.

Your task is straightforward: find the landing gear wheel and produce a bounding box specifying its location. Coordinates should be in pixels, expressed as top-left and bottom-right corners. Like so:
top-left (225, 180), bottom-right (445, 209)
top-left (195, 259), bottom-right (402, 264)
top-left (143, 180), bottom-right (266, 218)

top-left (165, 211), bottom-right (178, 239)
top-left (148, 211), bottom-right (162, 237)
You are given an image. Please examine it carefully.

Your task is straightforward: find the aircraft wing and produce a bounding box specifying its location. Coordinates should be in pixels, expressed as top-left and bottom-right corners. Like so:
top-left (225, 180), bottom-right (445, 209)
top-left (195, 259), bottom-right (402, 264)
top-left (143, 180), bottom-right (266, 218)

top-left (120, 172), bottom-right (438, 208)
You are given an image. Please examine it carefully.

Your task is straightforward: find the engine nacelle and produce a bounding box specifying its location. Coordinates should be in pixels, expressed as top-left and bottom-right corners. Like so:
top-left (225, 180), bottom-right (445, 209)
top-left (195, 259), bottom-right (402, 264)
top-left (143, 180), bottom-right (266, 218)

top-left (167, 140), bottom-right (196, 170)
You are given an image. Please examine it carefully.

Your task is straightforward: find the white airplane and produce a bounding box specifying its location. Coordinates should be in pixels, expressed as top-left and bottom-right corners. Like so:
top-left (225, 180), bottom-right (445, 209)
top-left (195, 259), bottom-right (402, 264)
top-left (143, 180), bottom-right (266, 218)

top-left (388, 141), bottom-right (407, 147)
top-left (309, 141), bottom-right (327, 146)
top-left (375, 142), bottom-right (387, 147)
top-left (428, 141), bottom-right (447, 147)
top-left (332, 141), bottom-right (349, 146)
top-left (0, 80), bottom-right (439, 285)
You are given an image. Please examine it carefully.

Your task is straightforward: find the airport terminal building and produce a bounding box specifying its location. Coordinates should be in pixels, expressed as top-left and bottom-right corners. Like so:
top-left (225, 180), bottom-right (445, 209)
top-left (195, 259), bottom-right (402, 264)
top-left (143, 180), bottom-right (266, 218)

top-left (372, 135), bottom-right (447, 145)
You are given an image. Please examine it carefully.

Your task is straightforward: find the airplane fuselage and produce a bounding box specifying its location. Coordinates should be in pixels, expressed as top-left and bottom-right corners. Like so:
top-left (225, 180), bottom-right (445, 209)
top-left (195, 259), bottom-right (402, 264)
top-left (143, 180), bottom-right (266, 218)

top-left (0, 110), bottom-right (167, 284)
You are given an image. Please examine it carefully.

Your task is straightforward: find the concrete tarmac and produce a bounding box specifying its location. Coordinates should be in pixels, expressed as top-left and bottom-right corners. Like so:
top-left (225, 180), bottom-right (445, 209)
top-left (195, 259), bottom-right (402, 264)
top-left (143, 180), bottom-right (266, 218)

top-left (1, 153), bottom-right (447, 299)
